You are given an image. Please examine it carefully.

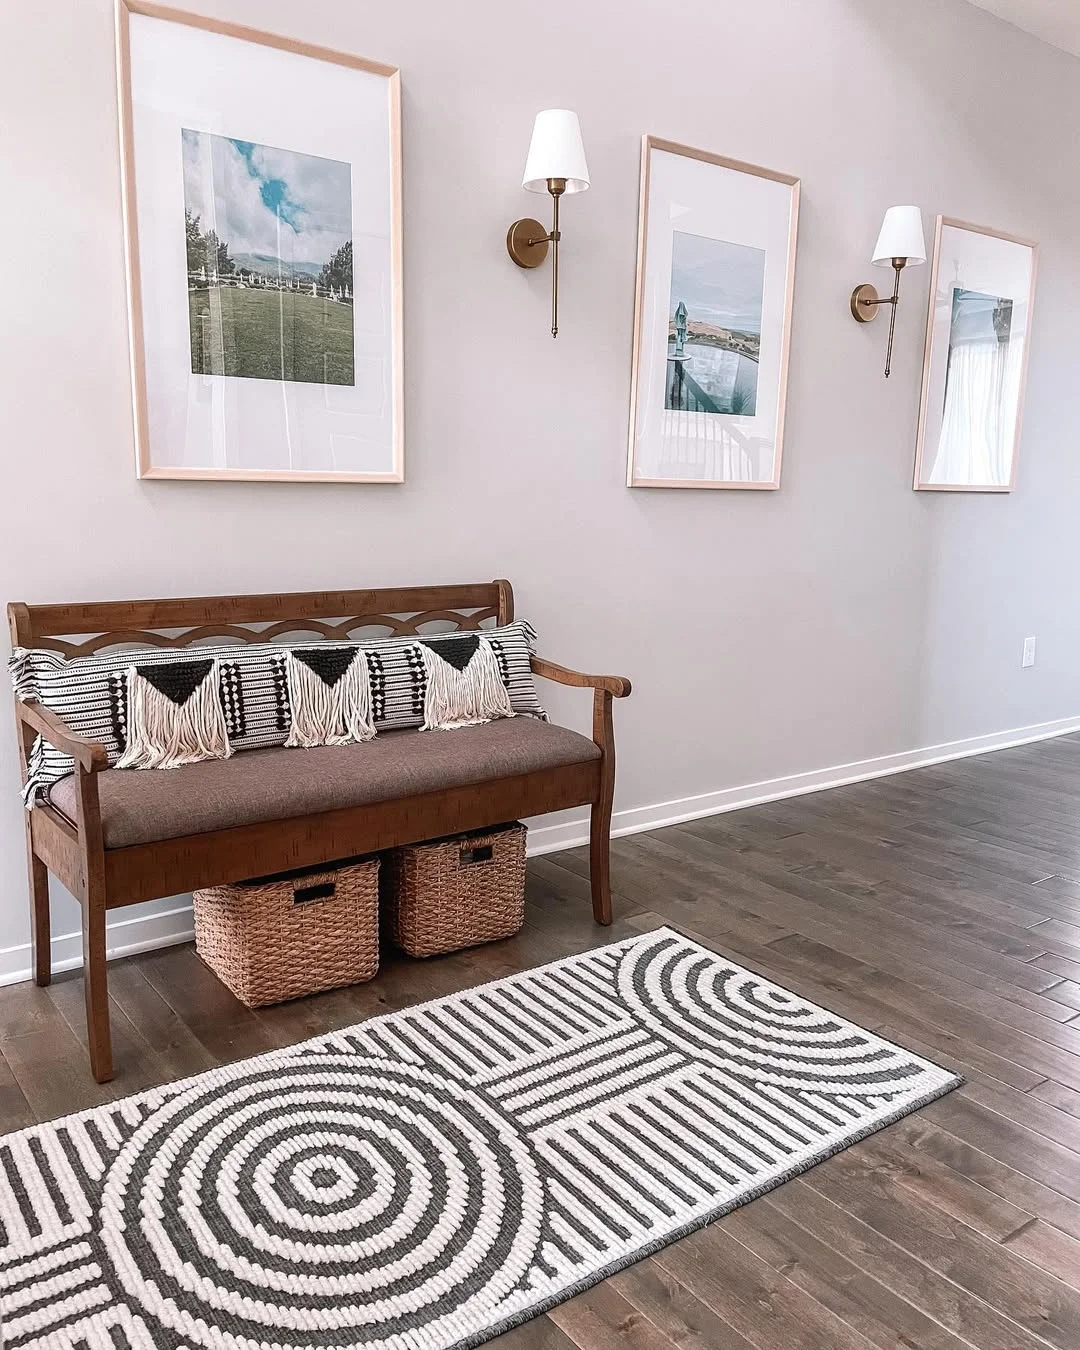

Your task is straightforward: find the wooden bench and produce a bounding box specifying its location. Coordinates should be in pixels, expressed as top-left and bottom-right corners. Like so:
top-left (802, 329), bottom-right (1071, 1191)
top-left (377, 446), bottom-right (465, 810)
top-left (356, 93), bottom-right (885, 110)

top-left (8, 581), bottom-right (630, 1082)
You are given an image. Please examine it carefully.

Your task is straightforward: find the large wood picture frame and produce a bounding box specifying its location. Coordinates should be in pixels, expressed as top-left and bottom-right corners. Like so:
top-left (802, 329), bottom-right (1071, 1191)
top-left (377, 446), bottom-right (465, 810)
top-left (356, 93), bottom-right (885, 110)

top-left (913, 216), bottom-right (1038, 494)
top-left (627, 137), bottom-right (800, 491)
top-left (116, 1), bottom-right (404, 482)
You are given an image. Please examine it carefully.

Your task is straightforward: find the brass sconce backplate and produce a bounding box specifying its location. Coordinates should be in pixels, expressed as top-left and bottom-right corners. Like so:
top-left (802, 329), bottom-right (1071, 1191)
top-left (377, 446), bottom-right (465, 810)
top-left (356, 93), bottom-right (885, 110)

top-left (506, 218), bottom-right (550, 269)
top-left (850, 283), bottom-right (881, 322)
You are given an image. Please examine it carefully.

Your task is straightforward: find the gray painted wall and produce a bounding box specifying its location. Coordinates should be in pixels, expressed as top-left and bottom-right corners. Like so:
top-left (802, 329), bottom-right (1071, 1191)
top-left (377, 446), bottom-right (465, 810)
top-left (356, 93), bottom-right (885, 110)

top-left (0, 0), bottom-right (1077, 964)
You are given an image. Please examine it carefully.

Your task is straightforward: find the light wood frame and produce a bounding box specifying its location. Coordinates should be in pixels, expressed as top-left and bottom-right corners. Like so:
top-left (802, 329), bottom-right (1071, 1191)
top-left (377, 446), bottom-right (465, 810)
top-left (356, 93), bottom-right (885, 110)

top-left (8, 581), bottom-right (630, 1082)
top-left (115, 0), bottom-right (405, 483)
top-left (627, 136), bottom-right (800, 491)
top-left (913, 215), bottom-right (1039, 494)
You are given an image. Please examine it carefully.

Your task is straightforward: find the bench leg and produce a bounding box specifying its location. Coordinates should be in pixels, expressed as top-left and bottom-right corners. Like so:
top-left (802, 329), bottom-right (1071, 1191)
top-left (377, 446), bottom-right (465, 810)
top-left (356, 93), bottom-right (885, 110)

top-left (26, 834), bottom-right (51, 987)
top-left (589, 687), bottom-right (616, 926)
top-left (82, 897), bottom-right (113, 1083)
top-left (589, 798), bottom-right (614, 926)
top-left (74, 762), bottom-right (113, 1082)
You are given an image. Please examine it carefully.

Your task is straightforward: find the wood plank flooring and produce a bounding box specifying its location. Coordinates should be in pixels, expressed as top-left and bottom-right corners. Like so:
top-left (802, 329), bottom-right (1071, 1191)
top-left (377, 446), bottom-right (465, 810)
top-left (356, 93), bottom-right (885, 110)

top-left (5, 734), bottom-right (1080, 1347)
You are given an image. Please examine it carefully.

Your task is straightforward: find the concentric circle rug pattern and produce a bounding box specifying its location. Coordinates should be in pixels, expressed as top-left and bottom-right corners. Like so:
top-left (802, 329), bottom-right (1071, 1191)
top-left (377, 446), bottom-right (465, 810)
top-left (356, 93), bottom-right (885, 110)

top-left (0, 927), bottom-right (959, 1349)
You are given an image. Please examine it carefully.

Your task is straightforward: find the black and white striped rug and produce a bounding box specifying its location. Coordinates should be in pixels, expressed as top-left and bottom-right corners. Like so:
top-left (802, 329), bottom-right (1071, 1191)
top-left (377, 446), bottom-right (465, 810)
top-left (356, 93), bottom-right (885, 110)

top-left (0, 927), bottom-right (959, 1349)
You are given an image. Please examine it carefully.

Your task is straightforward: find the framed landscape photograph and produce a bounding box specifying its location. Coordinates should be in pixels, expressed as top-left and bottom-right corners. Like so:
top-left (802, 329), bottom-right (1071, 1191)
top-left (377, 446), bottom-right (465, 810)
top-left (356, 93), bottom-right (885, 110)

top-left (116, 1), bottom-right (403, 482)
top-left (627, 138), bottom-right (800, 490)
top-left (913, 218), bottom-right (1037, 493)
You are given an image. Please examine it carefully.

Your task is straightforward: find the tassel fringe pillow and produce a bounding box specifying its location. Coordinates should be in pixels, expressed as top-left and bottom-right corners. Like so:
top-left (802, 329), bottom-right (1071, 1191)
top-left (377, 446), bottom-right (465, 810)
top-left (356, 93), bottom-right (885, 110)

top-left (10, 619), bottom-right (545, 800)
top-left (117, 659), bottom-right (231, 770)
top-left (418, 634), bottom-right (514, 730)
top-left (284, 647), bottom-right (375, 747)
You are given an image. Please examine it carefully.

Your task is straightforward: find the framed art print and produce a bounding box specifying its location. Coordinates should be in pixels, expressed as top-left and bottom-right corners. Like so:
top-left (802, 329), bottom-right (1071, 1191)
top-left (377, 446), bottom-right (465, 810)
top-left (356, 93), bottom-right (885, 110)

top-left (914, 217), bottom-right (1037, 493)
top-left (116, 1), bottom-right (403, 482)
top-left (627, 137), bottom-right (799, 490)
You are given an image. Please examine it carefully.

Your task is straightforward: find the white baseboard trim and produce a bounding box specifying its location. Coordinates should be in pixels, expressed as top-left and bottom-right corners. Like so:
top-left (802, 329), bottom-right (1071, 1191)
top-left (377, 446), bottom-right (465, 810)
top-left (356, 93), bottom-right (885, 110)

top-left (525, 712), bottom-right (1080, 855)
top-left (2, 712), bottom-right (1077, 988)
top-left (0, 906), bottom-right (194, 989)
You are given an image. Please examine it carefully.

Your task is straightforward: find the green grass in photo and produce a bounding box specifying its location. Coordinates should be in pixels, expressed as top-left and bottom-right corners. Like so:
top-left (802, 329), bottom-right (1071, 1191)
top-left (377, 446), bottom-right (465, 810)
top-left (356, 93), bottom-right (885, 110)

top-left (188, 288), bottom-right (354, 387)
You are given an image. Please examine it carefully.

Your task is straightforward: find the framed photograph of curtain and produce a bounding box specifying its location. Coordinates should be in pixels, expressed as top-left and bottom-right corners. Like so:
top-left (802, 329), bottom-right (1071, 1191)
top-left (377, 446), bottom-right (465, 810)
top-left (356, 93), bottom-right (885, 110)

top-left (116, 1), bottom-right (403, 482)
top-left (626, 137), bottom-right (800, 490)
top-left (913, 218), bottom-right (1038, 493)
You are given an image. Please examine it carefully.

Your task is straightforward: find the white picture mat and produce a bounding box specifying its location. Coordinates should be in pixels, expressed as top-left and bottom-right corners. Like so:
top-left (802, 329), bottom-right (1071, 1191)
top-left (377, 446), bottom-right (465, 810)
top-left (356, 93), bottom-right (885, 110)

top-left (127, 12), bottom-right (400, 479)
top-left (915, 220), bottom-right (1036, 492)
top-left (629, 145), bottom-right (798, 489)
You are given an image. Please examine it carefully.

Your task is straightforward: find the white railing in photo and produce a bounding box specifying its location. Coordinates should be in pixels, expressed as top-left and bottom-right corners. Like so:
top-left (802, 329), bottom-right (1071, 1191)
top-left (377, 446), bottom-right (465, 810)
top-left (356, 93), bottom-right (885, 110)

top-left (661, 404), bottom-right (767, 482)
top-left (187, 267), bottom-right (352, 303)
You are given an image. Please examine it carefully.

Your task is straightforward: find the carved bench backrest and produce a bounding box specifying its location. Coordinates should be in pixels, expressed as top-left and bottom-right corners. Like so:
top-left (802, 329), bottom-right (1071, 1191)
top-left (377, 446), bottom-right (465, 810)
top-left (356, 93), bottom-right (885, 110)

top-left (7, 581), bottom-right (514, 657)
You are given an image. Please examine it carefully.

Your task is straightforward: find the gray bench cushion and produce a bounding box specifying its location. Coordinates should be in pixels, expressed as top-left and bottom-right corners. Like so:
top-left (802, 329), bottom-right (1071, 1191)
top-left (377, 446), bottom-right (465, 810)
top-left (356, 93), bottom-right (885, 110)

top-left (47, 719), bottom-right (599, 850)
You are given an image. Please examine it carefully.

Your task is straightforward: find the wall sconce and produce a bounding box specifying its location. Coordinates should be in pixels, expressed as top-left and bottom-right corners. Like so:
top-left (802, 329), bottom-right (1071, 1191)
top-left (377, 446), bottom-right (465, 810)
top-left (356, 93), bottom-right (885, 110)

top-left (506, 109), bottom-right (590, 338)
top-left (850, 205), bottom-right (927, 377)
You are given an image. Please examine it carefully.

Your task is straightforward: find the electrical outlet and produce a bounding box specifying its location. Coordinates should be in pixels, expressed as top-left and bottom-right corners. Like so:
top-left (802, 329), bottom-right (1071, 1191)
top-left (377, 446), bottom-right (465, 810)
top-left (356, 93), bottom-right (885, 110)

top-left (1022, 636), bottom-right (1037, 668)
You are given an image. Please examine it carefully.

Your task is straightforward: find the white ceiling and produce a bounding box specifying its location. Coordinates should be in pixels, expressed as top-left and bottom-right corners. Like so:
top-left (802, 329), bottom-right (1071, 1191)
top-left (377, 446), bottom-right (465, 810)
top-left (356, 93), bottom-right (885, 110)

top-left (965, 0), bottom-right (1080, 58)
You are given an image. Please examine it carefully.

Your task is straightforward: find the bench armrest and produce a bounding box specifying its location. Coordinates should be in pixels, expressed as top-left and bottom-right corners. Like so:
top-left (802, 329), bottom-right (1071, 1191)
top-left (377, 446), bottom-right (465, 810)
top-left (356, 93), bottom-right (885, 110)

top-left (530, 656), bottom-right (631, 699)
top-left (17, 700), bottom-right (108, 772)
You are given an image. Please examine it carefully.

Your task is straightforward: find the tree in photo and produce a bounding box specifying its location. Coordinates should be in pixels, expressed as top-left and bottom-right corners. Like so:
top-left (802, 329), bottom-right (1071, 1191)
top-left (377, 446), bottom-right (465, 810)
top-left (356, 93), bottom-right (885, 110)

top-left (205, 229), bottom-right (235, 276)
top-left (185, 210), bottom-right (235, 278)
top-left (319, 240), bottom-right (353, 297)
top-left (185, 210), bottom-right (204, 273)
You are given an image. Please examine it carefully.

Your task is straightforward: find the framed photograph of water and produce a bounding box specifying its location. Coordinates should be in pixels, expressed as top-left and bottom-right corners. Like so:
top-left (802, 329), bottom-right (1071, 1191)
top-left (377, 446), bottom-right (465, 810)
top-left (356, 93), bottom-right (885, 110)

top-left (913, 218), bottom-right (1038, 493)
top-left (627, 138), bottom-right (800, 490)
top-left (116, 2), bottom-right (403, 482)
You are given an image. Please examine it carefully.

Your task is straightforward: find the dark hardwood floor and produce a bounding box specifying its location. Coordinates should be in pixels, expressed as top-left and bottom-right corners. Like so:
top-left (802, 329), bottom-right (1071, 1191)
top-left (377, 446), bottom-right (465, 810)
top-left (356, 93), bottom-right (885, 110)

top-left (6, 735), bottom-right (1080, 1347)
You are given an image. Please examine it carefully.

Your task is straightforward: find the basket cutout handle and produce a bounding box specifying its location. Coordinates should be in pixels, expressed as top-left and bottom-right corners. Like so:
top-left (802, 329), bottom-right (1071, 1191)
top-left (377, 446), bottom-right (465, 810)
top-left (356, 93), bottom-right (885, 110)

top-left (460, 843), bottom-right (494, 866)
top-left (293, 880), bottom-right (336, 905)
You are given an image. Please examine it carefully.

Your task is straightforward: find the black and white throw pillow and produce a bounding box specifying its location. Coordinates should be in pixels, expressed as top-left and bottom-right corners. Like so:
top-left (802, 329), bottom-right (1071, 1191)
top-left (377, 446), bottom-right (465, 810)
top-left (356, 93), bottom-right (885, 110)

top-left (10, 619), bottom-right (545, 800)
top-left (117, 658), bottom-right (232, 770)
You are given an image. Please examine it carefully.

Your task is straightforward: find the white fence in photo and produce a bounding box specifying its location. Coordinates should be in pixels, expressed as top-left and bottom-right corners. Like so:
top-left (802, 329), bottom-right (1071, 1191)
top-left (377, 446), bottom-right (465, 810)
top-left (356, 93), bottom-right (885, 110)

top-left (187, 268), bottom-right (352, 304)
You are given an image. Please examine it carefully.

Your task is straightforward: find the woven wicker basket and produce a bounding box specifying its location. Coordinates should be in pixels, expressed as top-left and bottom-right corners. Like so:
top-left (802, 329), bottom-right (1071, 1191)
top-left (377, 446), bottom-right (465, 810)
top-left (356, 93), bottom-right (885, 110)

top-left (193, 857), bottom-right (380, 1007)
top-left (383, 823), bottom-right (527, 958)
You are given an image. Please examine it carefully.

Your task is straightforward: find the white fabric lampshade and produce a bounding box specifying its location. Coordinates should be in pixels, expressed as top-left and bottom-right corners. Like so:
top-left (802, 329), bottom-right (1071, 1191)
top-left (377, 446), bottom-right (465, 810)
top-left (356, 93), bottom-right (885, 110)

top-left (521, 110), bottom-right (590, 194)
top-left (872, 206), bottom-right (926, 267)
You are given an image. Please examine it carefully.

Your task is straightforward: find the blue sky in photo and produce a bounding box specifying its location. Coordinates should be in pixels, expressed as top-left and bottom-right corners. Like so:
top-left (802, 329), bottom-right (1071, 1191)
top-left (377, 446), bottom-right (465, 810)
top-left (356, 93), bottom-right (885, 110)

top-left (228, 139), bottom-right (304, 231)
top-left (182, 129), bottom-right (352, 266)
top-left (669, 230), bottom-right (766, 335)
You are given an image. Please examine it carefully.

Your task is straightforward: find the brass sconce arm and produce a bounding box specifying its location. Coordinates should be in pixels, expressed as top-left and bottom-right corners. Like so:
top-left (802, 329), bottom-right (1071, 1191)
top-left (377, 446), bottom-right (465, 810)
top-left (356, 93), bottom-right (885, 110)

top-left (850, 258), bottom-right (907, 378)
top-left (507, 177), bottom-right (567, 337)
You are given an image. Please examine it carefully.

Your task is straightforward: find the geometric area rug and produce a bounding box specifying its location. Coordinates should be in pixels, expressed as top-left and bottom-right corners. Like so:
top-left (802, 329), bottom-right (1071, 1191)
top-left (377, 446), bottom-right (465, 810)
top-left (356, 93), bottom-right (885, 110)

top-left (0, 927), bottom-right (960, 1350)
